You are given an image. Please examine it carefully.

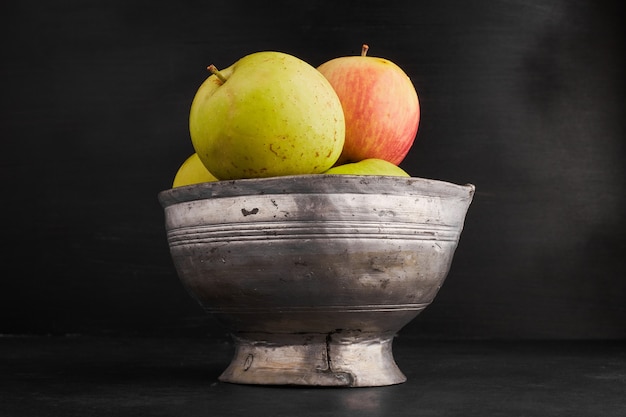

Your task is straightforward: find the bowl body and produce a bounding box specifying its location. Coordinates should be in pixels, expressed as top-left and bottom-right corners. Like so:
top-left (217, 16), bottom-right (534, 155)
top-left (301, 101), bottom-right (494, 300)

top-left (159, 175), bottom-right (474, 386)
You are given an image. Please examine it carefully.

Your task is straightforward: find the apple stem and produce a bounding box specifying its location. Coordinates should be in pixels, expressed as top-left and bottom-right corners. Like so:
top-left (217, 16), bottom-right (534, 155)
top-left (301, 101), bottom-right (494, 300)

top-left (361, 44), bottom-right (369, 57)
top-left (207, 64), bottom-right (227, 83)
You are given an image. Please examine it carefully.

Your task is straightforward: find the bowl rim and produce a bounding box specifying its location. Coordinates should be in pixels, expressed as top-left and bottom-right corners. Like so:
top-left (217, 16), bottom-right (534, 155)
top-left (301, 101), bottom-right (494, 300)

top-left (158, 174), bottom-right (475, 208)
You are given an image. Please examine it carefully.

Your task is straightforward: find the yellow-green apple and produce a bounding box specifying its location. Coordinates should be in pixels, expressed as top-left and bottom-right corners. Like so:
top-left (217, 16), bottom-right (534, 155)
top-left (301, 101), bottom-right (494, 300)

top-left (189, 51), bottom-right (345, 180)
top-left (172, 153), bottom-right (219, 187)
top-left (323, 158), bottom-right (410, 177)
top-left (317, 45), bottom-right (419, 165)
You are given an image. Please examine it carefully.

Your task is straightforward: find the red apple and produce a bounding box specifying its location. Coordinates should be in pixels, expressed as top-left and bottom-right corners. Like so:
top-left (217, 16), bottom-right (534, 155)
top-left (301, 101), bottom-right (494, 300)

top-left (317, 45), bottom-right (420, 165)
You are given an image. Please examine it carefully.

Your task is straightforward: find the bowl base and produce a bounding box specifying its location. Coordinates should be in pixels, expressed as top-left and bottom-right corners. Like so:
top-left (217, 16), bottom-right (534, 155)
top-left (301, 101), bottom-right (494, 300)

top-left (218, 332), bottom-right (406, 387)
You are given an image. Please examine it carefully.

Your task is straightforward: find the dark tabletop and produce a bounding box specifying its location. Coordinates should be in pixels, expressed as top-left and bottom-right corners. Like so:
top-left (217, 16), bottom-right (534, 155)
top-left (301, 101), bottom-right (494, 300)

top-left (1, 335), bottom-right (624, 417)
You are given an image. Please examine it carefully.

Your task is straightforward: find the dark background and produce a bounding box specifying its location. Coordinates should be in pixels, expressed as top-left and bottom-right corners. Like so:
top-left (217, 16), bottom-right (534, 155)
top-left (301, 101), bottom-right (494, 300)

top-left (1, 0), bottom-right (623, 340)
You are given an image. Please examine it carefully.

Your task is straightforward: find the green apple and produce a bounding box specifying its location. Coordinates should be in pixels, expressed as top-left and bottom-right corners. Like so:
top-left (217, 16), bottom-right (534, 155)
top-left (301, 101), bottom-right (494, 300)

top-left (323, 158), bottom-right (410, 177)
top-left (172, 153), bottom-right (219, 187)
top-left (189, 51), bottom-right (346, 180)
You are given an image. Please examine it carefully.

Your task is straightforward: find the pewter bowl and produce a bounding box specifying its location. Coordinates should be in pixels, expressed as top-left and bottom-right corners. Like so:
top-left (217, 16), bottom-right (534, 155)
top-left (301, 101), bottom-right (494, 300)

top-left (158, 175), bottom-right (474, 387)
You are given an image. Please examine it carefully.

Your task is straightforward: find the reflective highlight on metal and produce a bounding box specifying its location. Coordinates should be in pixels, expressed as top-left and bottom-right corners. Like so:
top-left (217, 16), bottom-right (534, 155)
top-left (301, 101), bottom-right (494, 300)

top-left (159, 175), bottom-right (475, 387)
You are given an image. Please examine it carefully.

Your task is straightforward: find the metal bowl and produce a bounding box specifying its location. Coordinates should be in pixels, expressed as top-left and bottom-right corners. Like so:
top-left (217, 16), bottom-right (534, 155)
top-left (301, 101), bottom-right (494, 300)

top-left (158, 175), bottom-right (475, 387)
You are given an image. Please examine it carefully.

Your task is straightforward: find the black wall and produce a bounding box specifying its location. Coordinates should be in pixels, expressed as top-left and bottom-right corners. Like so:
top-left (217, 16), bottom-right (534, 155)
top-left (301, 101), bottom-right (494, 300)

top-left (1, 0), bottom-right (624, 339)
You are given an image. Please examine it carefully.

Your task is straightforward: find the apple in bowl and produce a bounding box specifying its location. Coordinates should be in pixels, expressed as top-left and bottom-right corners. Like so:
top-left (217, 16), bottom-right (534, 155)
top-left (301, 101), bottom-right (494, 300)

top-left (317, 45), bottom-right (420, 166)
top-left (189, 51), bottom-right (346, 180)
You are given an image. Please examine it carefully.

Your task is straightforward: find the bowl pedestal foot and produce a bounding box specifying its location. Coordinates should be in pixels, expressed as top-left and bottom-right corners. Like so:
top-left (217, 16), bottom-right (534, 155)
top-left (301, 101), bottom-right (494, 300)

top-left (218, 332), bottom-right (406, 387)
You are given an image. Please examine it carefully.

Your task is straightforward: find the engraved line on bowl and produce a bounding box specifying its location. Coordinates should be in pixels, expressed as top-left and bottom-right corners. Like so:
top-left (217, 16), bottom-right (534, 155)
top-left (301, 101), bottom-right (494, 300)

top-left (167, 220), bottom-right (457, 232)
top-left (166, 221), bottom-right (460, 246)
top-left (169, 234), bottom-right (460, 246)
top-left (166, 223), bottom-right (457, 235)
top-left (205, 303), bottom-right (429, 314)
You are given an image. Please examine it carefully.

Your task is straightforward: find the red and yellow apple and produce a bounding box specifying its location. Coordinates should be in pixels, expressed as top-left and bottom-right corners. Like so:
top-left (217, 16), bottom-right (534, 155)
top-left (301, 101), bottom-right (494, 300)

top-left (317, 45), bottom-right (420, 165)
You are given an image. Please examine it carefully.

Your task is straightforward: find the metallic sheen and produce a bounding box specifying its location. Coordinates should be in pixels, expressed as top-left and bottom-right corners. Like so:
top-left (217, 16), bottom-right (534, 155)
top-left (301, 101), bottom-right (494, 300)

top-left (159, 175), bottom-right (475, 387)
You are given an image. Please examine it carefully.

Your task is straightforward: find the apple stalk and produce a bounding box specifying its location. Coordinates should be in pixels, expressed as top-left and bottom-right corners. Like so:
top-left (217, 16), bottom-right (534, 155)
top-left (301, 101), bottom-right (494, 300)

top-left (207, 64), bottom-right (228, 83)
